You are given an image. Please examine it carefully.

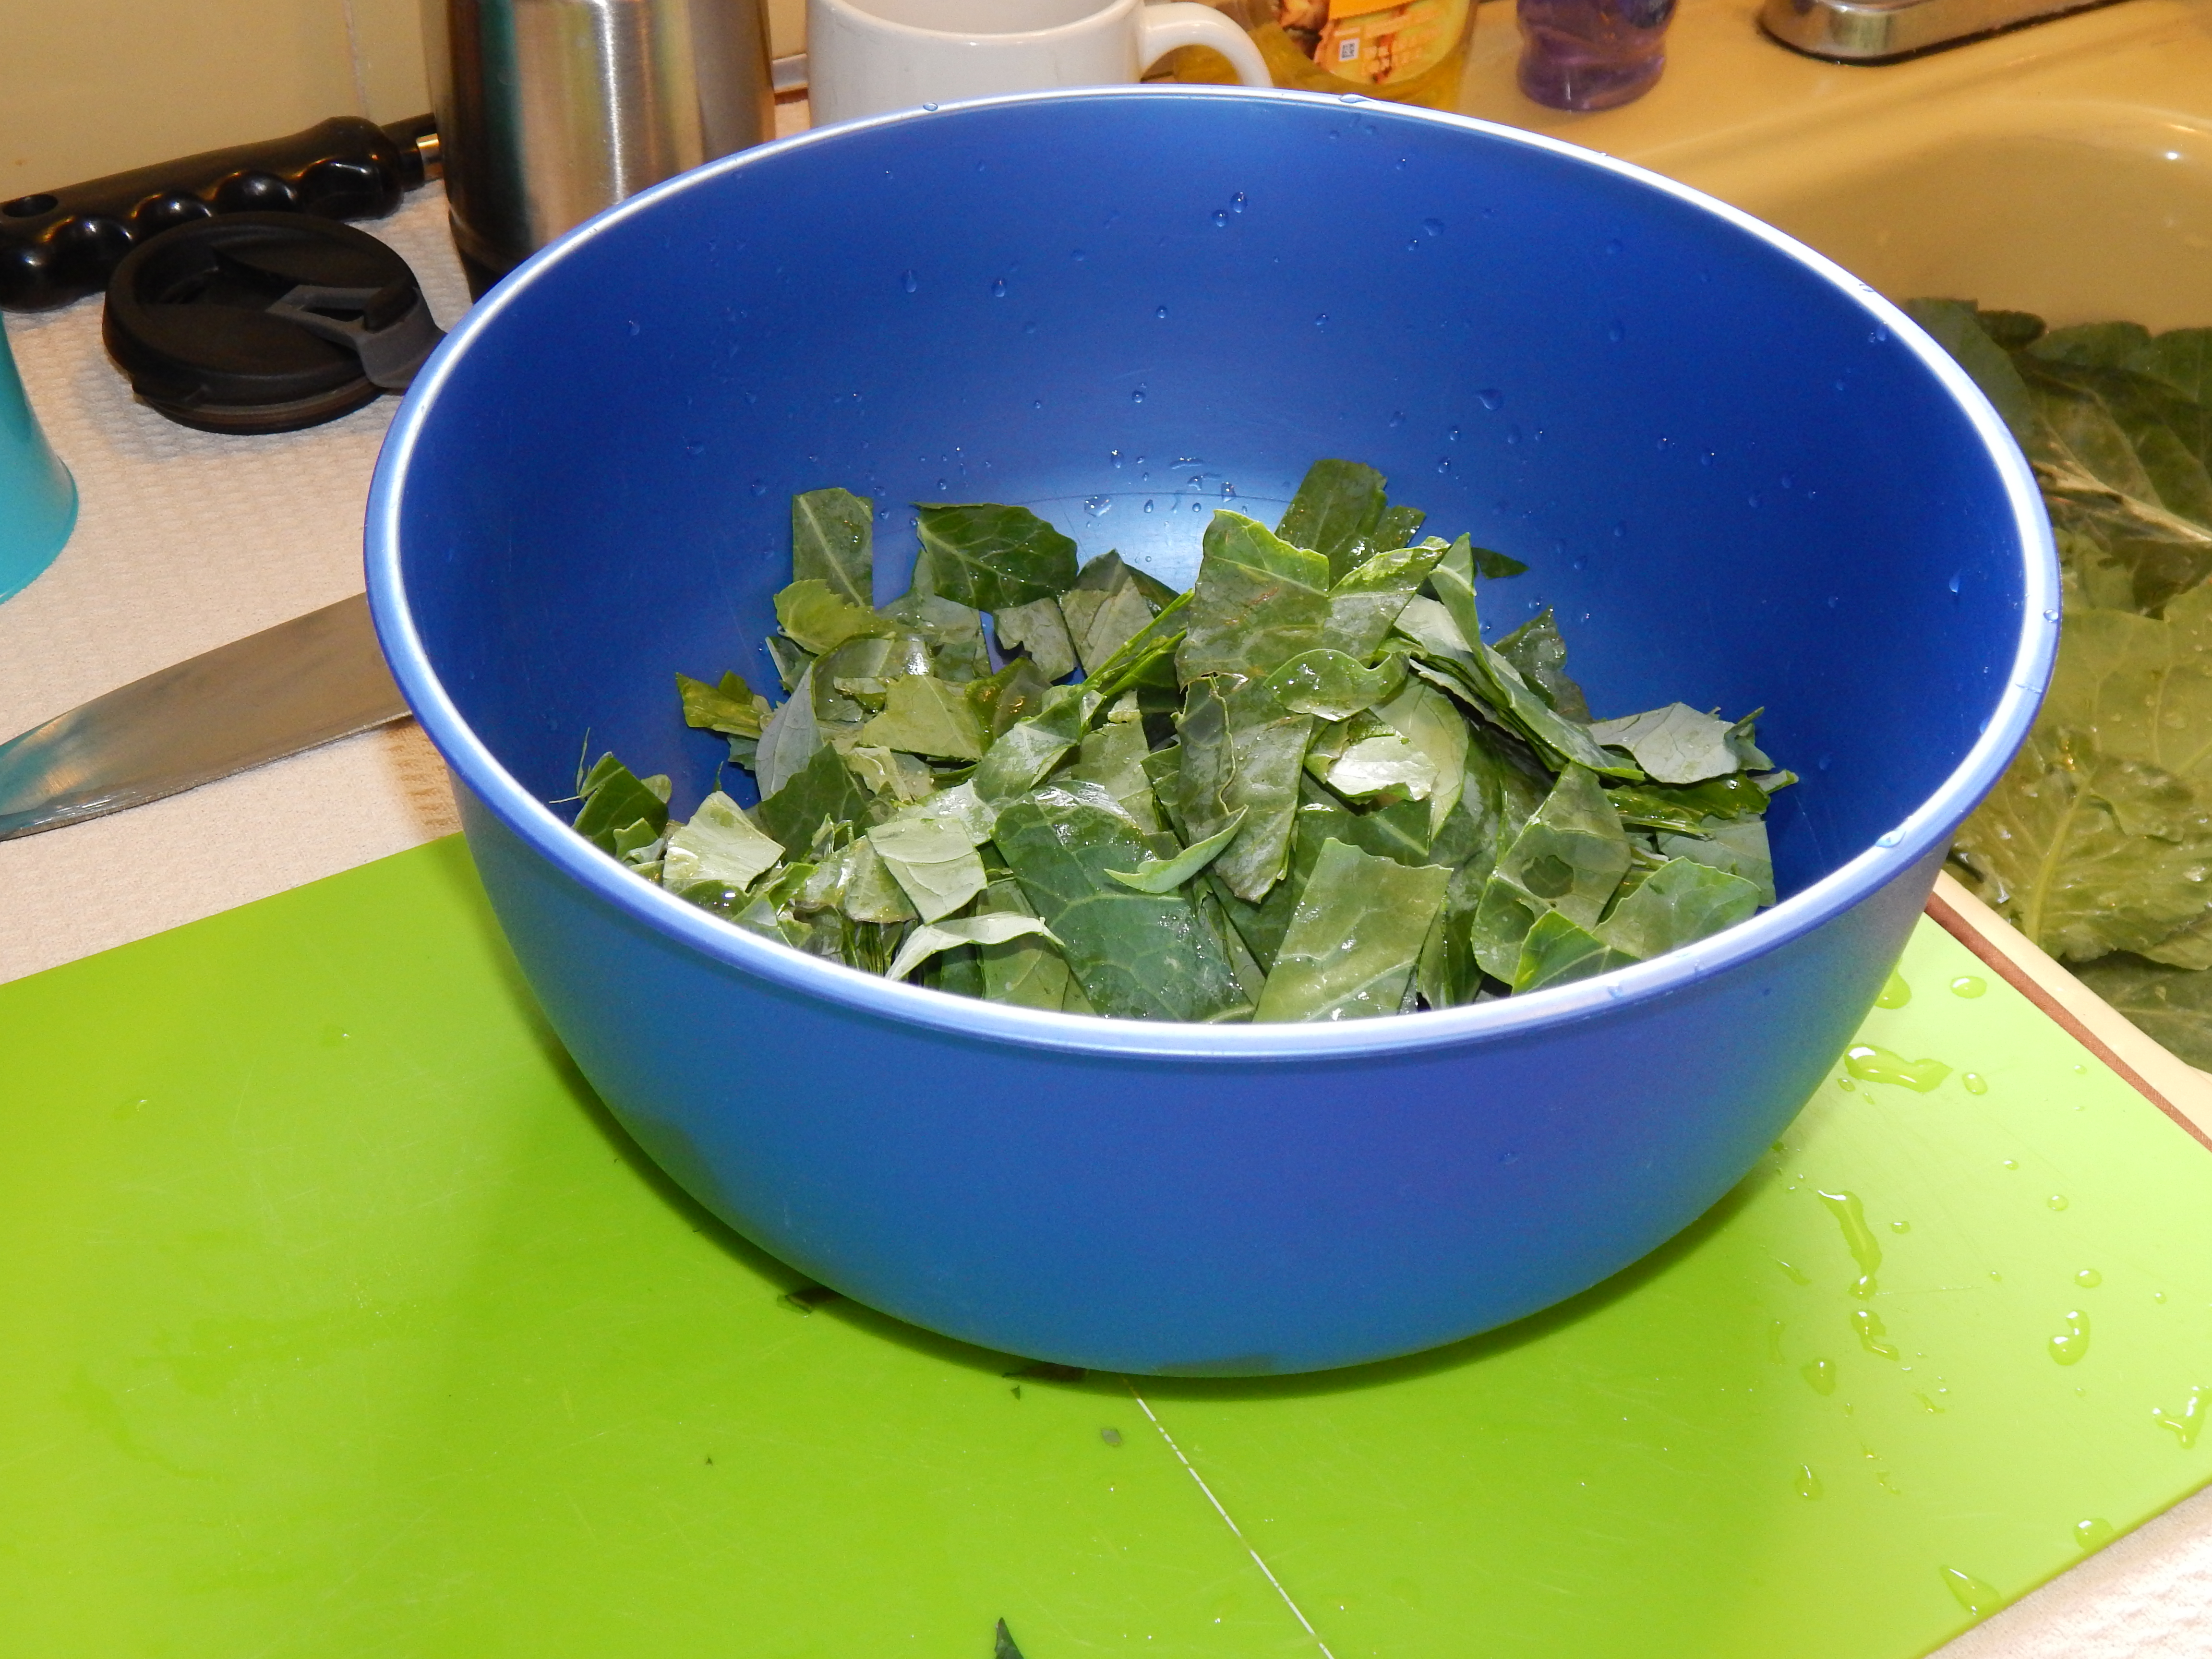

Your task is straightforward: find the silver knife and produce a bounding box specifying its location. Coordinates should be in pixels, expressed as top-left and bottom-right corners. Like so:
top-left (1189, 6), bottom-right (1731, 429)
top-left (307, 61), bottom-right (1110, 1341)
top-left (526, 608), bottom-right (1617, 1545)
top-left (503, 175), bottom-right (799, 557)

top-left (0, 594), bottom-right (410, 841)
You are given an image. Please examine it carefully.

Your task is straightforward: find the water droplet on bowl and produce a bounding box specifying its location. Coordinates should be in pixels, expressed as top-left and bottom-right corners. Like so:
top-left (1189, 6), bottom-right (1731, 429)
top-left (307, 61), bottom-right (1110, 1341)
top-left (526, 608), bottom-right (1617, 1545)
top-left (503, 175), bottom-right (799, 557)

top-left (991, 277), bottom-right (1007, 298)
top-left (1131, 386), bottom-right (1146, 404)
top-left (901, 270), bottom-right (919, 293)
top-left (1154, 304), bottom-right (1168, 319)
top-left (1607, 320), bottom-right (1624, 343)
top-left (1876, 830), bottom-right (1902, 847)
top-left (921, 100), bottom-right (938, 110)
top-left (1478, 388), bottom-right (1503, 410)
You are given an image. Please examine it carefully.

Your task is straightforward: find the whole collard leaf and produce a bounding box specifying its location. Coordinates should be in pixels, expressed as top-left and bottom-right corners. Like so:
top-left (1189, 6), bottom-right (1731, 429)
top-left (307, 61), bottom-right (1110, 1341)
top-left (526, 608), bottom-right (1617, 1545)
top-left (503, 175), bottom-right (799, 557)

top-left (792, 487), bottom-right (873, 606)
top-left (1950, 724), bottom-right (2212, 961)
top-left (914, 503), bottom-right (1079, 613)
top-left (993, 783), bottom-right (1250, 1022)
top-left (1275, 459), bottom-right (1388, 582)
top-left (1467, 763), bottom-right (1633, 981)
top-left (2073, 954), bottom-right (2212, 1068)
top-left (1176, 513), bottom-right (1333, 681)
top-left (1253, 838), bottom-right (1449, 1022)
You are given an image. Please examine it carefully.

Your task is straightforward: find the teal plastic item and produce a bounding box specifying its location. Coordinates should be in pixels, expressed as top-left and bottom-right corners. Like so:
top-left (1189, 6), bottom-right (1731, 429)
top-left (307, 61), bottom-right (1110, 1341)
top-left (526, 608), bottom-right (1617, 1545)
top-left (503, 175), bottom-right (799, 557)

top-left (366, 88), bottom-right (2057, 1375)
top-left (0, 319), bottom-right (73, 602)
top-left (3, 839), bottom-right (2210, 1656)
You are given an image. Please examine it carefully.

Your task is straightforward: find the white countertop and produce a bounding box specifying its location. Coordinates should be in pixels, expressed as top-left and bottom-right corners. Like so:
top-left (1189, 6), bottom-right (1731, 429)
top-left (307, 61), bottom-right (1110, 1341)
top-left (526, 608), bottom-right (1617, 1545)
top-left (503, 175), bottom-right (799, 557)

top-left (2, 168), bottom-right (2207, 1658)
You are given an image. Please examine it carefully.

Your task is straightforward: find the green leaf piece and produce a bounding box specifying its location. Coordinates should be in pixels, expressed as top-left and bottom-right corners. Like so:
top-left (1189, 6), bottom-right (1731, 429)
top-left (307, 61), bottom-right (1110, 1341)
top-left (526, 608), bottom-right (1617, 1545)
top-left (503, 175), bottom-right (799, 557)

top-left (1176, 512), bottom-right (1333, 682)
top-left (973, 878), bottom-right (1083, 1010)
top-left (993, 598), bottom-right (1077, 683)
top-left (913, 503), bottom-right (1079, 613)
top-left (1495, 609), bottom-right (1592, 721)
top-left (1902, 298), bottom-right (2038, 446)
top-left (1587, 703), bottom-right (1748, 785)
top-left (993, 783), bottom-right (1250, 1022)
top-left (887, 914), bottom-right (1064, 983)
top-left (754, 742), bottom-right (875, 853)
top-left (878, 589), bottom-right (991, 682)
top-left (774, 579), bottom-right (894, 655)
top-left (1059, 553), bottom-right (1162, 674)
top-left (1468, 764), bottom-right (1633, 982)
top-left (661, 791), bottom-right (785, 896)
top-left (1210, 677), bottom-right (1317, 903)
top-left (1106, 809), bottom-right (1247, 893)
top-left (1513, 909), bottom-right (1634, 993)
top-left (1597, 856), bottom-right (1762, 959)
top-left (1372, 679), bottom-right (1468, 837)
top-left (1263, 648), bottom-right (1406, 721)
top-left (1276, 458), bottom-right (1388, 581)
top-left (801, 834), bottom-right (917, 924)
top-left (1658, 819), bottom-right (1776, 906)
top-left (572, 755), bottom-right (672, 853)
top-left (677, 670), bottom-right (770, 737)
top-left (970, 685), bottom-right (1088, 808)
top-left (1322, 540), bottom-right (1450, 661)
top-left (967, 657), bottom-right (1057, 741)
top-left (866, 815), bottom-right (988, 923)
top-left (1253, 838), bottom-right (1449, 1021)
top-left (1083, 589), bottom-right (1190, 703)
top-left (1068, 715), bottom-right (1163, 834)
top-left (753, 664), bottom-right (824, 797)
top-left (855, 674), bottom-right (986, 760)
top-left (1470, 545), bottom-right (1529, 580)
top-left (791, 487), bottom-right (873, 606)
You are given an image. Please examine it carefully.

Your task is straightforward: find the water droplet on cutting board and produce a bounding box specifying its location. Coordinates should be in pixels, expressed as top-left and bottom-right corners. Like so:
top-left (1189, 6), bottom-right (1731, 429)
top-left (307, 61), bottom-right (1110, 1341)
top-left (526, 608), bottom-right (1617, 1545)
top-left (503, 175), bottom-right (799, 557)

top-left (1796, 1465), bottom-right (1824, 1500)
top-left (1942, 1567), bottom-right (1998, 1615)
top-left (2049, 1310), bottom-right (2091, 1365)
top-left (1802, 1358), bottom-right (1836, 1395)
top-left (2076, 1268), bottom-right (2102, 1287)
top-left (2075, 1517), bottom-right (2116, 1551)
top-left (1817, 1190), bottom-right (1883, 1296)
top-left (2157, 1386), bottom-right (2206, 1446)
top-left (1950, 974), bottom-right (1987, 998)
top-left (1962, 1072), bottom-right (1989, 1094)
top-left (1844, 1045), bottom-right (1950, 1092)
top-left (1875, 971), bottom-right (1911, 1008)
top-left (1853, 1309), bottom-right (1899, 1359)
top-left (2048, 1194), bottom-right (2069, 1211)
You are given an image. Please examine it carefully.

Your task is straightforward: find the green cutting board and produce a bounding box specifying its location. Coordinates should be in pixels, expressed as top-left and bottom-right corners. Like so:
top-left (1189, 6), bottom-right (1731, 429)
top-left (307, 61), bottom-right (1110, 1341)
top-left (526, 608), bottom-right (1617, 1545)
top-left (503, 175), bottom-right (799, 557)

top-left (5, 838), bottom-right (2211, 1659)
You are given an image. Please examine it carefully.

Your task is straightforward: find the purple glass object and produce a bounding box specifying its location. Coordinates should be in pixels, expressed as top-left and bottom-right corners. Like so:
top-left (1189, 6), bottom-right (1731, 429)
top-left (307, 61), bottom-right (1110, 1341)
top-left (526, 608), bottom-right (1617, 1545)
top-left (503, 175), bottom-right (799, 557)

top-left (1517, 0), bottom-right (1677, 110)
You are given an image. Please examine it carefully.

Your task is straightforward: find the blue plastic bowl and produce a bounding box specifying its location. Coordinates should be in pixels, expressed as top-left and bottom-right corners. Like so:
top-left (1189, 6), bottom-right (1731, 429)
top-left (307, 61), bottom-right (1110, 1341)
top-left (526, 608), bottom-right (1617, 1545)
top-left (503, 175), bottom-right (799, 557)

top-left (366, 88), bottom-right (2055, 1376)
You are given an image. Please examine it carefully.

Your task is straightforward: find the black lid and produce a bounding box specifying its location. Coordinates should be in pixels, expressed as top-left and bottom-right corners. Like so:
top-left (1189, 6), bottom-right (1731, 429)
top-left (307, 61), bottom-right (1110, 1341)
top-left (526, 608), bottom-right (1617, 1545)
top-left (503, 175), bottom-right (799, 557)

top-left (102, 213), bottom-right (443, 434)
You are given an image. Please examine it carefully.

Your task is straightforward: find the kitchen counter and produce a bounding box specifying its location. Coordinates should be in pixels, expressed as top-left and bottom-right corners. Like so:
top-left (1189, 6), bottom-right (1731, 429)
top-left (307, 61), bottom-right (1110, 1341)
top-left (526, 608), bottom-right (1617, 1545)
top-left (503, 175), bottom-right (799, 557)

top-left (2, 48), bottom-right (2208, 1651)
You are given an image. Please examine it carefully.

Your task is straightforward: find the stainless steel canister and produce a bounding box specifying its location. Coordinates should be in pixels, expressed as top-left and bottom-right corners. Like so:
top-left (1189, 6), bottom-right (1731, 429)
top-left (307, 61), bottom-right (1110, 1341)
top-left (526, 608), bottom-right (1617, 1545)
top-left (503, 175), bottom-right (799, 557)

top-left (421, 0), bottom-right (774, 292)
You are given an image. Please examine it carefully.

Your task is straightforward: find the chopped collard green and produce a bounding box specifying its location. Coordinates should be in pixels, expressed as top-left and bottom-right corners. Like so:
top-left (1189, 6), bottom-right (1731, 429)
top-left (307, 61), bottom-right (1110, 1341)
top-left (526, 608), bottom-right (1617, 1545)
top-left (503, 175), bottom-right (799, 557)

top-left (1914, 301), bottom-right (2212, 1069)
top-left (564, 462), bottom-right (1791, 1022)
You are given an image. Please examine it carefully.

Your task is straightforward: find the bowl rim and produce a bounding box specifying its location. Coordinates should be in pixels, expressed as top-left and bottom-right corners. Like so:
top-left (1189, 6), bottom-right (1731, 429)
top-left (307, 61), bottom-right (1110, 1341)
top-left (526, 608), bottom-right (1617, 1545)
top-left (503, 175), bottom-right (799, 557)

top-left (365, 84), bottom-right (2060, 1062)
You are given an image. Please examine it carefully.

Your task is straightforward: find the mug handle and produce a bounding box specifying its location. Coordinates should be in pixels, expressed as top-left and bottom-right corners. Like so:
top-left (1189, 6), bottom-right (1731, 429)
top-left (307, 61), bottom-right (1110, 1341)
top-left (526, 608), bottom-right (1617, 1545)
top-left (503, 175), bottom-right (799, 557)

top-left (1136, 2), bottom-right (1276, 87)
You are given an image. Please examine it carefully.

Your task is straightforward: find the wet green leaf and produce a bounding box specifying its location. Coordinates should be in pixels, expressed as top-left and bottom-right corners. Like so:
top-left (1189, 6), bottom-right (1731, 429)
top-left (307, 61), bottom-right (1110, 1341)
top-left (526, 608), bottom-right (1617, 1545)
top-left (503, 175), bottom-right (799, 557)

top-left (1513, 909), bottom-right (1634, 993)
top-left (800, 834), bottom-right (916, 924)
top-left (792, 486), bottom-right (873, 606)
top-left (1902, 298), bottom-right (2037, 446)
top-left (1253, 838), bottom-right (1449, 1021)
top-left (1657, 819), bottom-right (1776, 906)
top-left (1596, 856), bottom-right (1762, 958)
top-left (1059, 553), bottom-right (1161, 673)
top-left (1264, 648), bottom-right (1405, 720)
top-left (1587, 702), bottom-right (1747, 785)
top-left (1470, 546), bottom-right (1529, 580)
top-left (887, 914), bottom-right (1063, 982)
top-left (1276, 458), bottom-right (1388, 581)
top-left (775, 579), bottom-right (894, 655)
top-left (993, 783), bottom-right (1250, 1021)
top-left (1495, 609), bottom-right (1591, 721)
top-left (677, 670), bottom-right (770, 737)
top-left (1067, 715), bottom-right (1163, 834)
top-left (878, 589), bottom-right (991, 682)
top-left (971, 877), bottom-right (1083, 1010)
top-left (971, 684), bottom-right (1088, 808)
top-left (661, 791), bottom-right (785, 896)
top-left (1211, 677), bottom-right (1317, 902)
top-left (754, 742), bottom-right (876, 852)
top-left (1177, 512), bottom-right (1333, 681)
top-left (1107, 809), bottom-right (1246, 892)
top-left (914, 503), bottom-right (1079, 613)
top-left (993, 598), bottom-right (1077, 683)
top-left (967, 657), bottom-right (1056, 740)
top-left (866, 814), bottom-right (988, 923)
top-left (1322, 541), bottom-right (1449, 661)
top-left (855, 673), bottom-right (986, 760)
top-left (573, 755), bottom-right (672, 852)
top-left (1468, 764), bottom-right (1632, 981)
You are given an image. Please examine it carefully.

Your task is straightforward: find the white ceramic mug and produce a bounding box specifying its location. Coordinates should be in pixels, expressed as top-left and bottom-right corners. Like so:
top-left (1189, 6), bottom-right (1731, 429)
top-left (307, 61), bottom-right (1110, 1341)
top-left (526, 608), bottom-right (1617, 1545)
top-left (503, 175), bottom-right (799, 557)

top-left (807, 0), bottom-right (1274, 126)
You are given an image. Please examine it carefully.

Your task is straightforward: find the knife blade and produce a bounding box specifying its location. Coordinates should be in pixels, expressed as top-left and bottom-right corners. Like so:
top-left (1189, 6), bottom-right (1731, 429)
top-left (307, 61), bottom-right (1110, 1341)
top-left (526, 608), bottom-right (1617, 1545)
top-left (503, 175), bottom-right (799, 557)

top-left (0, 594), bottom-right (410, 841)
